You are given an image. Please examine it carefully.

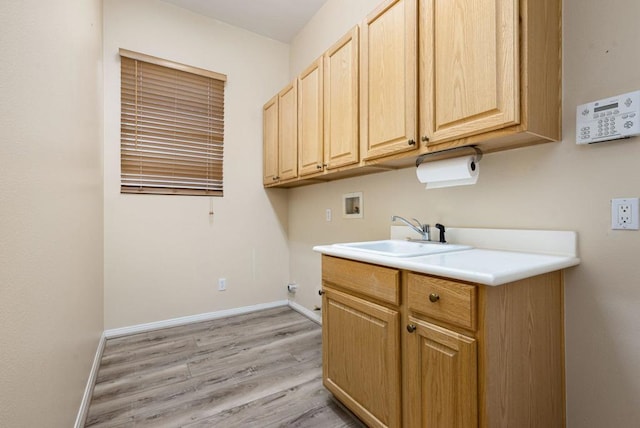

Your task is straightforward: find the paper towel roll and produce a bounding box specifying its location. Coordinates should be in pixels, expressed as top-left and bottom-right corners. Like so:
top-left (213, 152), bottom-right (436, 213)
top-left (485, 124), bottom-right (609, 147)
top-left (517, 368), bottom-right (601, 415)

top-left (416, 155), bottom-right (479, 189)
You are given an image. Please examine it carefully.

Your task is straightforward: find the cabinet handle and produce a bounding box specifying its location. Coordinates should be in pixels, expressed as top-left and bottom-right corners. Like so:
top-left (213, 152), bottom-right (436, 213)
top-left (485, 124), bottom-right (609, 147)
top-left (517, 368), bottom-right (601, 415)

top-left (323, 163), bottom-right (328, 167)
top-left (429, 293), bottom-right (440, 303)
top-left (318, 290), bottom-right (325, 296)
top-left (316, 164), bottom-right (323, 169)
top-left (408, 139), bottom-right (416, 146)
top-left (273, 176), bottom-right (280, 181)
top-left (406, 324), bottom-right (417, 333)
top-left (421, 136), bottom-right (429, 143)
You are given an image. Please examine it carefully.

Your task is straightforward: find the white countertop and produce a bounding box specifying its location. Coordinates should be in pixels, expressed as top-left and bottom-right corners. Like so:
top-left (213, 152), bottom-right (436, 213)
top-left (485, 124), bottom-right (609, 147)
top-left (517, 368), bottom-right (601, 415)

top-left (313, 228), bottom-right (581, 286)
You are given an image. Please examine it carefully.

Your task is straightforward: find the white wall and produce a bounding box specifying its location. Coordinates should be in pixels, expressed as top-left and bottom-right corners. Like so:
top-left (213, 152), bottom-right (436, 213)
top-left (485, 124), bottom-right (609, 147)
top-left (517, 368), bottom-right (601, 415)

top-left (103, 0), bottom-right (291, 329)
top-left (0, 0), bottom-right (104, 426)
top-left (290, 0), bottom-right (381, 77)
top-left (287, 0), bottom-right (640, 426)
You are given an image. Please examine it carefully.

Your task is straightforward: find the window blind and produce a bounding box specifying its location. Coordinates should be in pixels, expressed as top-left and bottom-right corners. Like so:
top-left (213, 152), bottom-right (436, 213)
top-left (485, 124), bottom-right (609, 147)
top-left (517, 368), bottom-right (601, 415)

top-left (120, 49), bottom-right (227, 196)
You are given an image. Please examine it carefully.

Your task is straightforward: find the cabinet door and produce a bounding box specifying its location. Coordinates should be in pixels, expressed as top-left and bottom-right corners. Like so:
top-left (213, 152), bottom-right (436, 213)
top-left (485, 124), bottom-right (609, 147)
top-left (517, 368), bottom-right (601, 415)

top-left (324, 26), bottom-right (359, 170)
top-left (298, 57), bottom-right (324, 176)
top-left (405, 316), bottom-right (477, 428)
top-left (278, 82), bottom-right (298, 180)
top-left (262, 95), bottom-right (279, 184)
top-left (361, 0), bottom-right (417, 160)
top-left (419, 0), bottom-right (519, 145)
top-left (323, 287), bottom-right (401, 428)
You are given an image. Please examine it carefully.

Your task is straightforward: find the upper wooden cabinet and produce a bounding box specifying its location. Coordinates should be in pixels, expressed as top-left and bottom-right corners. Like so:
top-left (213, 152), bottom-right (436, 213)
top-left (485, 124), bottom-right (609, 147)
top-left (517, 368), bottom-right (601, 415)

top-left (262, 82), bottom-right (299, 185)
top-left (262, 95), bottom-right (279, 185)
top-left (419, 0), bottom-right (561, 152)
top-left (360, 0), bottom-right (418, 161)
top-left (263, 0), bottom-right (561, 187)
top-left (298, 57), bottom-right (324, 177)
top-left (277, 82), bottom-right (298, 181)
top-left (420, 0), bottom-right (518, 144)
top-left (324, 27), bottom-right (360, 170)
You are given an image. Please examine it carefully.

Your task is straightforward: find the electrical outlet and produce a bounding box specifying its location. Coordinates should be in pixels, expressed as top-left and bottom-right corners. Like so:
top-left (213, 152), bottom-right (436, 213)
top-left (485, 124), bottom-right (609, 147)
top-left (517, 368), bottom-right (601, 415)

top-left (619, 204), bottom-right (631, 224)
top-left (218, 278), bottom-right (227, 291)
top-left (611, 198), bottom-right (639, 230)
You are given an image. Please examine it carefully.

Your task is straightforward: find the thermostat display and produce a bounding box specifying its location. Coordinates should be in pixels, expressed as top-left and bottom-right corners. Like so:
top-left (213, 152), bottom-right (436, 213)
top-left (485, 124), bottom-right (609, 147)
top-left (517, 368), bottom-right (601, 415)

top-left (576, 90), bottom-right (640, 144)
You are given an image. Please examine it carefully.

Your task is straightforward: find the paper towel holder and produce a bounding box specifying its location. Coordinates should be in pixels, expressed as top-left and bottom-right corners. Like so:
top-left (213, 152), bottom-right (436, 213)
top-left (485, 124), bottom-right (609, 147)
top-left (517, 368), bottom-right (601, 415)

top-left (415, 146), bottom-right (483, 168)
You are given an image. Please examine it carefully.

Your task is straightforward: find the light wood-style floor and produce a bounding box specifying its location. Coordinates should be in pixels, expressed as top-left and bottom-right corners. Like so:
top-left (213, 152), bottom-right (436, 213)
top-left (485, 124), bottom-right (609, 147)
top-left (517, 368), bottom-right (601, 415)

top-left (85, 306), bottom-right (363, 427)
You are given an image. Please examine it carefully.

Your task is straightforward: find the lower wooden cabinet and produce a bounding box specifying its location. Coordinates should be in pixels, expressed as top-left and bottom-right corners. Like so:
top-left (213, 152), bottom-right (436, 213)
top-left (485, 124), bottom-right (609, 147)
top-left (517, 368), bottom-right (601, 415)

top-left (322, 287), bottom-right (402, 428)
top-left (405, 316), bottom-right (477, 428)
top-left (321, 255), bottom-right (565, 428)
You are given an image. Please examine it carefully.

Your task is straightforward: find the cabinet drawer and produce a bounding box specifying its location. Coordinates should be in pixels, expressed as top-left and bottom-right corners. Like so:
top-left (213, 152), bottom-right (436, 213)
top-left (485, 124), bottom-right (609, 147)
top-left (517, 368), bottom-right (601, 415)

top-left (408, 273), bottom-right (476, 330)
top-left (322, 255), bottom-right (400, 306)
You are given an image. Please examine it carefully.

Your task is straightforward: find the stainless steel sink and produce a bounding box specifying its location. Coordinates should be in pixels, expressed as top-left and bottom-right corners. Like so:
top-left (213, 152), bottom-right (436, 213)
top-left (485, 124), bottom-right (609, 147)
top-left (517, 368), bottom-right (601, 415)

top-left (334, 240), bottom-right (471, 257)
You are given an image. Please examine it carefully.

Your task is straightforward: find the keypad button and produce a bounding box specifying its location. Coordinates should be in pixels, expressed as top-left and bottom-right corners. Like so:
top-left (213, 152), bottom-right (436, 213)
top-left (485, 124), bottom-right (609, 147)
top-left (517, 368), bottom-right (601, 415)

top-left (630, 113), bottom-right (636, 118)
top-left (623, 114), bottom-right (629, 119)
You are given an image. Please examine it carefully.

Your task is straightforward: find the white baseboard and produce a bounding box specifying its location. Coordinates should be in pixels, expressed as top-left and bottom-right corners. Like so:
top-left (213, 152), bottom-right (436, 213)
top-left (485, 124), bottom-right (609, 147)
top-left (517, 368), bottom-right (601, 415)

top-left (104, 300), bottom-right (289, 339)
top-left (288, 300), bottom-right (322, 325)
top-left (74, 332), bottom-right (106, 428)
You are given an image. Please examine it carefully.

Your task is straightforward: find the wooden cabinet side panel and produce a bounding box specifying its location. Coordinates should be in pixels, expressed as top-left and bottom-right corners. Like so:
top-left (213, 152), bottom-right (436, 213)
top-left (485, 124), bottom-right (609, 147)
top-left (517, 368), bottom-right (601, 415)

top-left (324, 26), bottom-right (360, 170)
top-left (361, 0), bottom-right (417, 160)
top-left (322, 287), bottom-right (401, 428)
top-left (262, 96), bottom-right (279, 184)
top-left (420, 0), bottom-right (519, 144)
top-left (278, 82), bottom-right (298, 180)
top-left (298, 57), bottom-right (324, 176)
top-left (478, 272), bottom-right (565, 428)
top-left (520, 0), bottom-right (562, 140)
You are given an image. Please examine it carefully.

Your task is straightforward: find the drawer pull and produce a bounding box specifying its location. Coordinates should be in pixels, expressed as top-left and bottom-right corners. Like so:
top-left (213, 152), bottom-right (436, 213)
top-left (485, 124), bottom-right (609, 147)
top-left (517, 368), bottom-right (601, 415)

top-left (429, 293), bottom-right (440, 303)
top-left (406, 324), bottom-right (417, 333)
top-left (318, 290), bottom-right (325, 296)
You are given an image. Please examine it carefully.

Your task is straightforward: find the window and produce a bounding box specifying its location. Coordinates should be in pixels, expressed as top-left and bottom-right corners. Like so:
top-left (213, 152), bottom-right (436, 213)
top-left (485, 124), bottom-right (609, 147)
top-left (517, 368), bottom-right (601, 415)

top-left (120, 49), bottom-right (227, 196)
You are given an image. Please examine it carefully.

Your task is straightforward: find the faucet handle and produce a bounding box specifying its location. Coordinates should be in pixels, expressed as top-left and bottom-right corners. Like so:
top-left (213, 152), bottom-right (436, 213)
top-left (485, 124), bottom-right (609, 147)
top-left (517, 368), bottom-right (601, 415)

top-left (435, 223), bottom-right (446, 243)
top-left (412, 218), bottom-right (429, 232)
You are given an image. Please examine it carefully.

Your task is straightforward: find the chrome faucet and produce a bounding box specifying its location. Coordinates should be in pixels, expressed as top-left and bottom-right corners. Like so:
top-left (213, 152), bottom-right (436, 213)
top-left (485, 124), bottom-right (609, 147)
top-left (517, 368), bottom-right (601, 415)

top-left (391, 216), bottom-right (430, 241)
